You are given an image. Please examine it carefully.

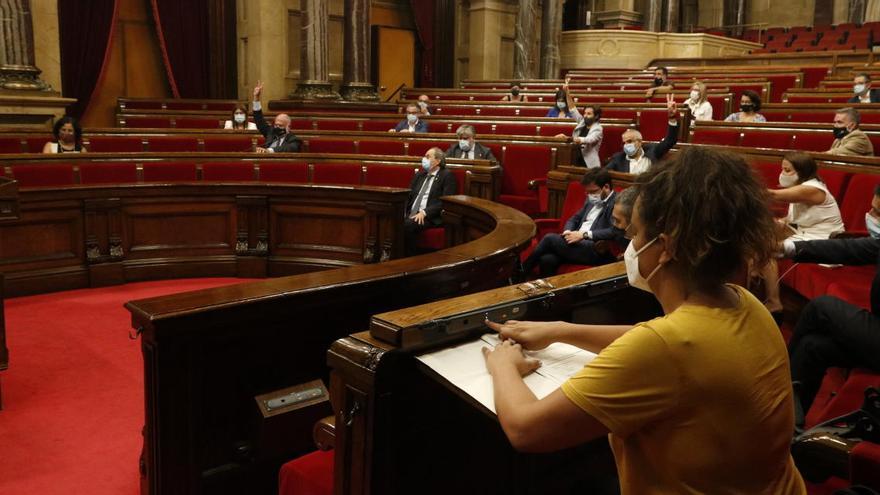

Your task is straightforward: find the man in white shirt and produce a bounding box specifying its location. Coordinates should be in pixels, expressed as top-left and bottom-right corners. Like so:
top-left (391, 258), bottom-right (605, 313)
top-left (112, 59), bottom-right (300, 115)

top-left (390, 104), bottom-right (429, 133)
top-left (519, 168), bottom-right (623, 277)
top-left (404, 147), bottom-right (458, 255)
top-left (848, 73), bottom-right (880, 104)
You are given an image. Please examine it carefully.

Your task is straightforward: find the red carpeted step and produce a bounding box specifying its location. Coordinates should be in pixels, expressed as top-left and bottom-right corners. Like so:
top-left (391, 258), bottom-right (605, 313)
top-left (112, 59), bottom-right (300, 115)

top-left (0, 278), bottom-right (253, 495)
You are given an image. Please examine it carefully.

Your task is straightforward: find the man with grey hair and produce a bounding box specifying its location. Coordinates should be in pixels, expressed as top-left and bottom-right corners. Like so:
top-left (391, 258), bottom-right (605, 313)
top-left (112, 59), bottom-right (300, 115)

top-left (828, 107), bottom-right (874, 156)
top-left (404, 147), bottom-right (458, 255)
top-left (605, 95), bottom-right (679, 173)
top-left (445, 124), bottom-right (497, 162)
top-left (252, 81), bottom-right (301, 152)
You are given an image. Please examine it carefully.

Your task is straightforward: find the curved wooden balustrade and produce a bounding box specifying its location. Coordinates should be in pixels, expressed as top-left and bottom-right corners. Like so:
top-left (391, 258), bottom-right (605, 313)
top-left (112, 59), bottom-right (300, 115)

top-left (118, 194), bottom-right (534, 495)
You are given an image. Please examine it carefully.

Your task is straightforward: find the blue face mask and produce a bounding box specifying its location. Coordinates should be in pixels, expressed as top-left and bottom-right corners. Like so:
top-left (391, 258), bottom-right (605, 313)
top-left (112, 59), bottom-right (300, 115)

top-left (421, 157), bottom-right (432, 171)
top-left (407, 113), bottom-right (418, 124)
top-left (866, 213), bottom-right (880, 239)
top-left (624, 143), bottom-right (638, 157)
top-left (459, 139), bottom-right (471, 152)
top-left (556, 101), bottom-right (566, 110)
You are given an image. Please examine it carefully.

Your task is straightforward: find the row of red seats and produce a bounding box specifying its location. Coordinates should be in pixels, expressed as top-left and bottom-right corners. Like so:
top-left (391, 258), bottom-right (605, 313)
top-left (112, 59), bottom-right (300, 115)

top-left (746, 23), bottom-right (880, 53)
top-left (0, 160), bottom-right (455, 192)
top-left (0, 134), bottom-right (264, 154)
top-left (690, 126), bottom-right (867, 153)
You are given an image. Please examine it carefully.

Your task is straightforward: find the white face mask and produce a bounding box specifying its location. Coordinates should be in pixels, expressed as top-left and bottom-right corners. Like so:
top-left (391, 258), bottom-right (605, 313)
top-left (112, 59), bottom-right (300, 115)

top-left (459, 139), bottom-right (471, 152)
top-left (855, 84), bottom-right (867, 95)
top-left (689, 90), bottom-right (700, 101)
top-left (234, 113), bottom-right (246, 124)
top-left (778, 172), bottom-right (799, 188)
top-left (866, 213), bottom-right (880, 239)
top-left (624, 236), bottom-right (662, 293)
top-left (421, 157), bottom-right (432, 171)
top-left (407, 113), bottom-right (419, 124)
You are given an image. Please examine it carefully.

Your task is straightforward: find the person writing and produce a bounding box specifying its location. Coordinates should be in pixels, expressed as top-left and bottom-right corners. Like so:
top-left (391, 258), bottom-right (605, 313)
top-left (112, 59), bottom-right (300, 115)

top-left (484, 146), bottom-right (805, 495)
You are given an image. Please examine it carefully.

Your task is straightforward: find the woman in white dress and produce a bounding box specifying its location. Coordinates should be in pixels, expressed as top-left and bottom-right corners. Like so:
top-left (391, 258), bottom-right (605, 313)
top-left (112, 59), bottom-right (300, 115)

top-left (224, 104), bottom-right (258, 130)
top-left (684, 81), bottom-right (713, 122)
top-left (762, 152), bottom-right (844, 319)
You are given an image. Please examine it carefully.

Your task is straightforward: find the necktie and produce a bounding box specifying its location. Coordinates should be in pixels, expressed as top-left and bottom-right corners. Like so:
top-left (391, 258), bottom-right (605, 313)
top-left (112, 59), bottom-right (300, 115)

top-left (410, 175), bottom-right (433, 215)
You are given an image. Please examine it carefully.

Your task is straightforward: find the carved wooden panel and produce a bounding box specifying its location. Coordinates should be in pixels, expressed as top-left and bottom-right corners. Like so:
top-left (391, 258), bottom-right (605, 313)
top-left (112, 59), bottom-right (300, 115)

top-left (121, 201), bottom-right (237, 258)
top-left (270, 201), bottom-right (367, 263)
top-left (0, 205), bottom-right (83, 269)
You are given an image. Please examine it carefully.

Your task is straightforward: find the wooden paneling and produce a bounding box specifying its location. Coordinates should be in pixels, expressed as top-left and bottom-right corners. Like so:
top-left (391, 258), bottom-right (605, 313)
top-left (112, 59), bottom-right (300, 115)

top-left (373, 26), bottom-right (415, 100)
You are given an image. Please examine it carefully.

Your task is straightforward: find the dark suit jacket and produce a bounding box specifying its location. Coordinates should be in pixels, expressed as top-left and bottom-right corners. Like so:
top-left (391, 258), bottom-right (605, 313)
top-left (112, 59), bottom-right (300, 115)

top-left (407, 168), bottom-right (458, 225)
top-left (445, 142), bottom-right (497, 162)
top-left (394, 120), bottom-right (430, 133)
top-left (793, 236), bottom-right (880, 314)
top-left (848, 89), bottom-right (880, 104)
top-left (563, 192), bottom-right (620, 241)
top-left (254, 108), bottom-right (301, 152)
top-left (605, 123), bottom-right (678, 173)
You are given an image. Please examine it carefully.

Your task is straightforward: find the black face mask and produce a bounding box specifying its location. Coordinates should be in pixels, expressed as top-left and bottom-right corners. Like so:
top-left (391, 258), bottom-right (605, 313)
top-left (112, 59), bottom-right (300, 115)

top-left (833, 126), bottom-right (850, 139)
top-left (511, 88), bottom-right (520, 97)
top-left (273, 127), bottom-right (286, 137)
top-left (654, 78), bottom-right (664, 86)
top-left (740, 104), bottom-right (754, 113)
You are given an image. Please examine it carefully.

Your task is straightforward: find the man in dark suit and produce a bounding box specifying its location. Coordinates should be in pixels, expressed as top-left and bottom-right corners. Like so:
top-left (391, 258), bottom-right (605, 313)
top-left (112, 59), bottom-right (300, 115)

top-left (252, 81), bottom-right (301, 153)
top-left (848, 73), bottom-right (880, 104)
top-left (782, 188), bottom-right (880, 415)
top-left (605, 95), bottom-right (679, 174)
top-left (445, 125), bottom-right (497, 163)
top-left (390, 103), bottom-right (429, 133)
top-left (405, 147), bottom-right (458, 255)
top-left (520, 168), bottom-right (622, 277)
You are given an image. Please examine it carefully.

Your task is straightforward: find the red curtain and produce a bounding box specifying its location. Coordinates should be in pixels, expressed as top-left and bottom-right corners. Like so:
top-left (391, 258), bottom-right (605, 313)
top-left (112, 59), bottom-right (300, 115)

top-left (150, 0), bottom-right (211, 98)
top-left (58, 0), bottom-right (119, 119)
top-left (409, 0), bottom-right (435, 87)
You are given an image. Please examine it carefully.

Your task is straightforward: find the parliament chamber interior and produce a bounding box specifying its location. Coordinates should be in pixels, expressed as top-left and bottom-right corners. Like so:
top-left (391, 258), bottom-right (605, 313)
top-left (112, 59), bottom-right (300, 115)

top-left (4, 0), bottom-right (880, 494)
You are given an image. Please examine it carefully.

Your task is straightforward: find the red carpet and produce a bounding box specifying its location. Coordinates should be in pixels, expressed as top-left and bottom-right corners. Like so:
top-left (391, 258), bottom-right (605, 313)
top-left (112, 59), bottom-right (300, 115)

top-left (0, 278), bottom-right (252, 495)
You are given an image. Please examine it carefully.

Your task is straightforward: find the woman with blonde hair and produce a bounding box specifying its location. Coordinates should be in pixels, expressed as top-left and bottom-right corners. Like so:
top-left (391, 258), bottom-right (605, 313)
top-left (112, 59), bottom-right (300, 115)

top-left (684, 81), bottom-right (712, 121)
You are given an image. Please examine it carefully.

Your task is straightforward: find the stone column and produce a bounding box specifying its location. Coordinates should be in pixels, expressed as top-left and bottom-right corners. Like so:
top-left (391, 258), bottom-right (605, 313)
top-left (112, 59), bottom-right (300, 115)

top-left (849, 0), bottom-right (867, 23)
top-left (0, 0), bottom-right (50, 91)
top-left (540, 0), bottom-right (563, 79)
top-left (643, 0), bottom-right (662, 32)
top-left (290, 0), bottom-right (340, 100)
top-left (340, 0), bottom-right (377, 101)
top-left (513, 0), bottom-right (538, 80)
top-left (664, 0), bottom-right (681, 32)
top-left (723, 0), bottom-right (746, 37)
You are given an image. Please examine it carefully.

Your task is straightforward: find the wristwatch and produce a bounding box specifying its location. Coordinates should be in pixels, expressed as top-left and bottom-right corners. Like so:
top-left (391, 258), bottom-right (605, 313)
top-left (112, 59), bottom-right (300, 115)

top-left (582, 231), bottom-right (589, 240)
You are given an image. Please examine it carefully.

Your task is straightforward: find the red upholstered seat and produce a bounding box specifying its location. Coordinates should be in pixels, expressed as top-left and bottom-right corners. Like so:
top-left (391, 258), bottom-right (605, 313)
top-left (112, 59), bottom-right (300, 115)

top-left (520, 181), bottom-right (585, 263)
top-left (202, 162), bottom-right (256, 181)
top-left (416, 227), bottom-right (446, 250)
top-left (121, 116), bottom-right (173, 128)
top-left (314, 120), bottom-right (361, 131)
top-left (363, 164), bottom-right (416, 188)
top-left (691, 128), bottom-right (741, 146)
top-left (175, 117), bottom-right (224, 129)
top-left (79, 162), bottom-right (138, 184)
top-left (142, 162), bottom-right (198, 182)
top-left (494, 123), bottom-right (539, 136)
top-left (636, 109), bottom-right (674, 141)
top-left (203, 137), bottom-right (255, 152)
top-left (407, 141), bottom-right (446, 158)
top-left (806, 369), bottom-right (880, 428)
top-left (0, 137), bottom-right (25, 153)
top-left (819, 169), bottom-right (851, 201)
top-left (259, 161), bottom-right (309, 182)
top-left (851, 440), bottom-right (880, 490)
top-left (278, 449), bottom-right (333, 495)
top-left (468, 122), bottom-right (493, 135)
top-left (840, 174), bottom-right (880, 231)
top-left (86, 136), bottom-right (143, 153)
top-left (306, 139), bottom-right (355, 154)
top-left (291, 118), bottom-right (313, 130)
top-left (447, 167), bottom-right (467, 194)
top-left (792, 132), bottom-right (835, 152)
top-left (146, 136), bottom-right (200, 152)
top-left (357, 140), bottom-right (405, 156)
top-left (498, 144), bottom-right (553, 217)
top-left (361, 120), bottom-right (399, 132)
top-left (740, 131), bottom-right (793, 149)
top-left (11, 164), bottom-right (76, 187)
top-left (312, 162), bottom-right (362, 185)
top-left (25, 137), bottom-right (52, 153)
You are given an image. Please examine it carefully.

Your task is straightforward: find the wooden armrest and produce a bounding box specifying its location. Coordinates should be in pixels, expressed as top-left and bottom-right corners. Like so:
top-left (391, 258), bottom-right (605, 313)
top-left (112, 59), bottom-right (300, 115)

top-left (527, 178), bottom-right (546, 190)
top-left (313, 415), bottom-right (335, 451)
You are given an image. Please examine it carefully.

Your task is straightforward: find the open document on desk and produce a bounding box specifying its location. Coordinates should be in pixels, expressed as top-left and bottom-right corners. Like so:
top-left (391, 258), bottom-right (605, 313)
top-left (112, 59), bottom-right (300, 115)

top-left (417, 333), bottom-right (598, 414)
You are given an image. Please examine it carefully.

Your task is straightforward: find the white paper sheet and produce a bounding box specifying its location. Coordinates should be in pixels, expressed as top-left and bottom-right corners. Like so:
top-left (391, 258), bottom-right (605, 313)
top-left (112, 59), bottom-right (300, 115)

top-left (417, 333), bottom-right (597, 414)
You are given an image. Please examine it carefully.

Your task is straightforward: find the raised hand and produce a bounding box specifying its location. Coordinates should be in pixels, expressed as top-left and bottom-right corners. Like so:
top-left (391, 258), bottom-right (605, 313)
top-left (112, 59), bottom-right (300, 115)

top-left (666, 93), bottom-right (677, 118)
top-left (253, 81), bottom-right (264, 101)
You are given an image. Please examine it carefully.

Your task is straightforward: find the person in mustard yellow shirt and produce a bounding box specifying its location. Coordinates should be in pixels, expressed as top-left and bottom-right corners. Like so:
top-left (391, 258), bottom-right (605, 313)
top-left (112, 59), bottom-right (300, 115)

top-left (484, 146), bottom-right (806, 495)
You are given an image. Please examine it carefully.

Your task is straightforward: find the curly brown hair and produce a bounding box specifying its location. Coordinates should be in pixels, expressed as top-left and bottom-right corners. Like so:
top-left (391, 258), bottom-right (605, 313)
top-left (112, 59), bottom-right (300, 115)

top-left (634, 146), bottom-right (776, 290)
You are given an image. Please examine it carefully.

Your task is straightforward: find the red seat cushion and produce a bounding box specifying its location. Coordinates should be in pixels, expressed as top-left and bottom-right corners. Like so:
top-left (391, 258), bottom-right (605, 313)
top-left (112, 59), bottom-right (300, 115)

top-left (11, 164), bottom-right (76, 187)
top-left (175, 117), bottom-right (223, 129)
top-left (278, 449), bottom-right (333, 495)
top-left (407, 141), bottom-right (445, 158)
top-left (312, 162), bottom-right (362, 185)
top-left (306, 139), bottom-right (355, 154)
top-left (494, 123), bottom-right (539, 136)
top-left (0, 137), bottom-right (25, 153)
top-left (25, 137), bottom-right (53, 153)
top-left (740, 131), bottom-right (792, 149)
top-left (79, 162), bottom-right (138, 184)
top-left (361, 120), bottom-right (399, 132)
top-left (259, 161), bottom-right (309, 182)
top-left (146, 136), bottom-right (200, 152)
top-left (497, 144), bottom-right (553, 216)
top-left (142, 162), bottom-right (198, 182)
top-left (86, 136), bottom-right (143, 153)
top-left (358, 140), bottom-right (405, 156)
top-left (363, 164), bottom-right (416, 188)
top-left (203, 137), bottom-right (255, 152)
top-left (851, 439), bottom-right (880, 489)
top-left (313, 120), bottom-right (361, 131)
top-left (818, 169), bottom-right (851, 201)
top-left (791, 131), bottom-right (835, 152)
top-left (447, 167), bottom-right (467, 194)
top-left (839, 174), bottom-right (880, 231)
top-left (202, 162), bottom-right (255, 181)
top-left (691, 129), bottom-right (741, 146)
top-left (416, 227), bottom-right (445, 250)
top-left (122, 116), bottom-right (173, 128)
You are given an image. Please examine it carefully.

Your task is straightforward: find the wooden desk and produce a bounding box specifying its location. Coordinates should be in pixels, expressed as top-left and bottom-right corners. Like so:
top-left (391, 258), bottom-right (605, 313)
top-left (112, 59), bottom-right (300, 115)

top-left (328, 263), bottom-right (663, 494)
top-left (123, 196), bottom-right (535, 495)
